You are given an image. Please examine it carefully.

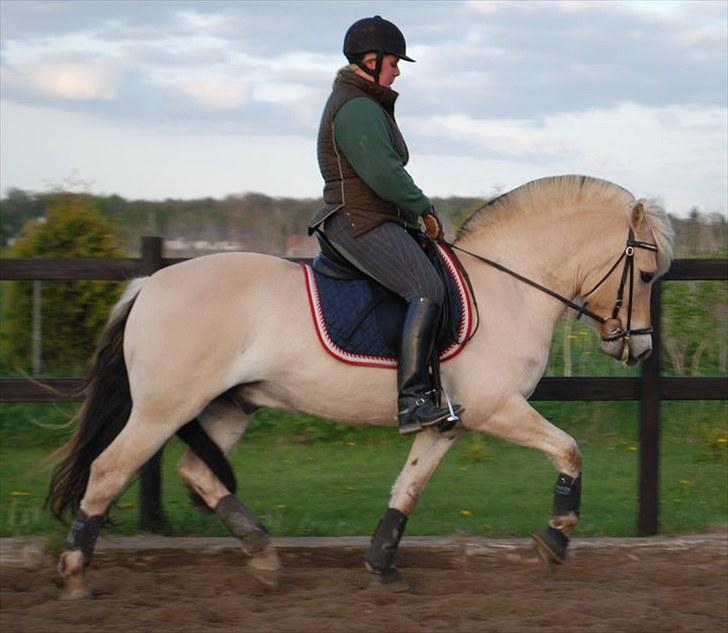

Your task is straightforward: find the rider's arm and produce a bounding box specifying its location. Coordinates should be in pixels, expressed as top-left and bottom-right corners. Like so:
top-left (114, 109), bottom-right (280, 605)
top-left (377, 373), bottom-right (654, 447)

top-left (333, 97), bottom-right (431, 223)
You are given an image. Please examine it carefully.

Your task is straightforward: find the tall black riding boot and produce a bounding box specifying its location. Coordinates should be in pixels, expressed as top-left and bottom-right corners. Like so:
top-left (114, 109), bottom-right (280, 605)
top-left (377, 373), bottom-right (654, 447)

top-left (397, 297), bottom-right (462, 435)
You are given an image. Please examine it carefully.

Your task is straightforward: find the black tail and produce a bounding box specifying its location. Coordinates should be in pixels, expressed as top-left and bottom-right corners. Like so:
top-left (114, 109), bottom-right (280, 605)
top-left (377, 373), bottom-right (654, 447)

top-left (46, 284), bottom-right (239, 520)
top-left (46, 292), bottom-right (137, 523)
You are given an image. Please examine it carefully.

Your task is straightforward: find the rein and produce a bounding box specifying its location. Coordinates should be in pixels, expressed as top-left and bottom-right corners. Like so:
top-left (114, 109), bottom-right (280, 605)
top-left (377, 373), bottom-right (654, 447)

top-left (447, 229), bottom-right (658, 344)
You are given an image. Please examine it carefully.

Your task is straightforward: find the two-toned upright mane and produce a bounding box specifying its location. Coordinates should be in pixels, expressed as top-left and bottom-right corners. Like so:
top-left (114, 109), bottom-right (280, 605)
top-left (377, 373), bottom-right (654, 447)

top-left (457, 175), bottom-right (673, 273)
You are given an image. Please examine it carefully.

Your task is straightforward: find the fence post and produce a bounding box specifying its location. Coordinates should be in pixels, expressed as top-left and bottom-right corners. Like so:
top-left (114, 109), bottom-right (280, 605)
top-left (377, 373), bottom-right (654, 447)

top-left (638, 280), bottom-right (662, 536)
top-left (139, 236), bottom-right (166, 532)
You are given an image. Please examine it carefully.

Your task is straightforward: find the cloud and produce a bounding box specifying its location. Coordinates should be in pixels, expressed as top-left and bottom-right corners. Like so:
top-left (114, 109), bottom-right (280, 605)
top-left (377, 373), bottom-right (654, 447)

top-left (168, 77), bottom-right (251, 111)
top-left (405, 101), bottom-right (727, 214)
top-left (0, 0), bottom-right (724, 215)
top-left (3, 59), bottom-right (121, 100)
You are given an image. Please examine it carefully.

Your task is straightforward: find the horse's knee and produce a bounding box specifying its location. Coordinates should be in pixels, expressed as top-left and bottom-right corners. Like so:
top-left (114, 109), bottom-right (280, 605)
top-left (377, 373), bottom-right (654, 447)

top-left (555, 437), bottom-right (582, 478)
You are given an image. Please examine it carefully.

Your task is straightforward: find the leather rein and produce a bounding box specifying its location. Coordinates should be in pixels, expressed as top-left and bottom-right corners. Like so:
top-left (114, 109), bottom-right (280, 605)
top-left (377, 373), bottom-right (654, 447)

top-left (448, 229), bottom-right (659, 344)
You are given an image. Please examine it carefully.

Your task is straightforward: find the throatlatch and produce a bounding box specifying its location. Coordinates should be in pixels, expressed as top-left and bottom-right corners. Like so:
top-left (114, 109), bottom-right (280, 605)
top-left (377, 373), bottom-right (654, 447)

top-left (64, 510), bottom-right (106, 565)
top-left (366, 507), bottom-right (408, 572)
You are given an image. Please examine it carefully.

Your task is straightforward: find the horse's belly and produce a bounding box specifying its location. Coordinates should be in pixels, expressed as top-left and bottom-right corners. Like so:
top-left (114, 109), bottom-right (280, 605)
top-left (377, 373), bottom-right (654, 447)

top-left (238, 367), bottom-right (398, 427)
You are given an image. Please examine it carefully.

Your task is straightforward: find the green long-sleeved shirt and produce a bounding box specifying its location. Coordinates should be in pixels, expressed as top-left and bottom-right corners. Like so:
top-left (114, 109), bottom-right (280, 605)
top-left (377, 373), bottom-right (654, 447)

top-left (333, 96), bottom-right (431, 224)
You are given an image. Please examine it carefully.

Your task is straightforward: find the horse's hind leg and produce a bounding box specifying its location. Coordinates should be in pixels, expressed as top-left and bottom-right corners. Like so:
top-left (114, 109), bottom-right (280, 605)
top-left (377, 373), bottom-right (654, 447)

top-left (176, 395), bottom-right (280, 587)
top-left (59, 408), bottom-right (177, 599)
top-left (367, 427), bottom-right (464, 588)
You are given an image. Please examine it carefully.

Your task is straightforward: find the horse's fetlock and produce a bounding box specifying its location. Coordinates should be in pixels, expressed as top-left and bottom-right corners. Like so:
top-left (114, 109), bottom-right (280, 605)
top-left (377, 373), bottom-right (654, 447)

top-left (216, 494), bottom-right (269, 554)
top-left (366, 508), bottom-right (408, 572)
top-left (550, 511), bottom-right (579, 533)
top-left (58, 548), bottom-right (86, 578)
top-left (240, 531), bottom-right (271, 556)
top-left (64, 510), bottom-right (105, 565)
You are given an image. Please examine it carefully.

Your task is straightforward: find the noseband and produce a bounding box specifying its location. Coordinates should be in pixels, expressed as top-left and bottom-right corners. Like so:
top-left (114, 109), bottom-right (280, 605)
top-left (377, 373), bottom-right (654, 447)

top-left (449, 229), bottom-right (659, 345)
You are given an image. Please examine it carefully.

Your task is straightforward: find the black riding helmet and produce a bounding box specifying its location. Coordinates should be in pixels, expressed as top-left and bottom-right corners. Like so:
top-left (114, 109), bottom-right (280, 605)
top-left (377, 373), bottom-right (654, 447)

top-left (343, 16), bottom-right (415, 84)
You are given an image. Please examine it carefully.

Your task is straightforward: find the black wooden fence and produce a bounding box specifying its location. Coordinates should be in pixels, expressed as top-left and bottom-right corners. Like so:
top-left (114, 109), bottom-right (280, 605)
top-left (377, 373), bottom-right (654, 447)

top-left (1, 236), bottom-right (726, 536)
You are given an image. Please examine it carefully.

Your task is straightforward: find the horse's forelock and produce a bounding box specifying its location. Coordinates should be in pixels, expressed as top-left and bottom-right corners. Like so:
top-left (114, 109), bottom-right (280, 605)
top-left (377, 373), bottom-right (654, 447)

top-left (636, 198), bottom-right (675, 277)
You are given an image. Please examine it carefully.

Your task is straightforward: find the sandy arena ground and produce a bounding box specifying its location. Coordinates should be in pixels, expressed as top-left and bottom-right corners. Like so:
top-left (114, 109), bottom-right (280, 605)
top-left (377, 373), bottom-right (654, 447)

top-left (1, 534), bottom-right (726, 633)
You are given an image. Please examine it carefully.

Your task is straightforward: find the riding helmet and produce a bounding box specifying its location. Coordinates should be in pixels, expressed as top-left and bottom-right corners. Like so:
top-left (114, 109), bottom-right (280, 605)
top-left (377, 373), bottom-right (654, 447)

top-left (343, 16), bottom-right (415, 63)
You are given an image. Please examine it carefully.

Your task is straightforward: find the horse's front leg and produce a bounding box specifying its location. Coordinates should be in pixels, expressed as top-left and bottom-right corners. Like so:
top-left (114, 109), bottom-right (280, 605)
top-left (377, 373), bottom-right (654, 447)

top-left (473, 395), bottom-right (582, 568)
top-left (366, 427), bottom-right (463, 588)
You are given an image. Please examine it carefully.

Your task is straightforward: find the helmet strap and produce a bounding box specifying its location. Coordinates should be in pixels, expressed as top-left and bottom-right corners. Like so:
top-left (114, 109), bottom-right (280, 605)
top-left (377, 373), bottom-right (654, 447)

top-left (355, 51), bottom-right (384, 85)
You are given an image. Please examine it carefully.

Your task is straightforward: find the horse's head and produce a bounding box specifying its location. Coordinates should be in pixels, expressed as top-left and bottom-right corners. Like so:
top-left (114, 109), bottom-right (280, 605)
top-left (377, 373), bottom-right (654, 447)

top-left (579, 198), bottom-right (674, 366)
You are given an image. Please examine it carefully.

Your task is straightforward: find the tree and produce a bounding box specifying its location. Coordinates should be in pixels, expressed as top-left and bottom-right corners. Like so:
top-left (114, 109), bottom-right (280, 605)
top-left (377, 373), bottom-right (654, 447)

top-left (1, 194), bottom-right (123, 375)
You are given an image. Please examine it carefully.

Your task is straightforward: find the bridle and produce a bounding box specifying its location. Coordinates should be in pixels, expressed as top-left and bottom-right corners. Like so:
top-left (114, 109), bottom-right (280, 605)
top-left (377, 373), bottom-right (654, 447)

top-left (448, 228), bottom-right (659, 348)
top-left (579, 229), bottom-right (658, 342)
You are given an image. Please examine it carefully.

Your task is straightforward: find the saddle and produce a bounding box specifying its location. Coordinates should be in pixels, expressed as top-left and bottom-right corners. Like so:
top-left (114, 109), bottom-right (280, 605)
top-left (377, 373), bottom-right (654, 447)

top-left (301, 233), bottom-right (475, 368)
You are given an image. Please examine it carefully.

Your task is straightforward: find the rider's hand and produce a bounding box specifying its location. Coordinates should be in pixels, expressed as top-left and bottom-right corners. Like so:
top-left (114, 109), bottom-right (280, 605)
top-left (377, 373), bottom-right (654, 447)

top-left (422, 211), bottom-right (444, 242)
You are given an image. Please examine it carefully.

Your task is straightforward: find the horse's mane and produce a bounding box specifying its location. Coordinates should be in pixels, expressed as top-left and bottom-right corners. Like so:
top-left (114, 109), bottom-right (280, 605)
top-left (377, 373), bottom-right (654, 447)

top-left (456, 175), bottom-right (674, 276)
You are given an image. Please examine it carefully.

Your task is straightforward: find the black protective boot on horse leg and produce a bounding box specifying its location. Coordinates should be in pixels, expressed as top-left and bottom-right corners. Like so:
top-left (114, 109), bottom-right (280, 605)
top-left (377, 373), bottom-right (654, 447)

top-left (365, 507), bottom-right (410, 590)
top-left (531, 473), bottom-right (582, 570)
top-left (397, 297), bottom-right (462, 435)
top-left (59, 510), bottom-right (106, 598)
top-left (216, 494), bottom-right (280, 587)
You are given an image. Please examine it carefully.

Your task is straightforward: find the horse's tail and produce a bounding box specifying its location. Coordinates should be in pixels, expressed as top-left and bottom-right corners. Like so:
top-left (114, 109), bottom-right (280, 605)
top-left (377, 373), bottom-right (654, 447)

top-left (46, 279), bottom-right (145, 523)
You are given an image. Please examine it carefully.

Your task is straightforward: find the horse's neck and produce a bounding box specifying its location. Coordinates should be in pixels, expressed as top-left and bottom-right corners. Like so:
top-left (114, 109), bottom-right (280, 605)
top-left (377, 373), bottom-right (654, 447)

top-left (456, 208), bottom-right (621, 337)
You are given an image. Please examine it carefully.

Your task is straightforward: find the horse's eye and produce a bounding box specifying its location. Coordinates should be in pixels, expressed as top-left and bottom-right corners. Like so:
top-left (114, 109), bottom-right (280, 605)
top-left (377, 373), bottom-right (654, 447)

top-left (640, 271), bottom-right (655, 284)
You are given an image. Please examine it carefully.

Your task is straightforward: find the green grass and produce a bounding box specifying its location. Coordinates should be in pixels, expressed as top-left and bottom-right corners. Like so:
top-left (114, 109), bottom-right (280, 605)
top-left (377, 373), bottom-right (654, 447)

top-left (0, 402), bottom-right (726, 539)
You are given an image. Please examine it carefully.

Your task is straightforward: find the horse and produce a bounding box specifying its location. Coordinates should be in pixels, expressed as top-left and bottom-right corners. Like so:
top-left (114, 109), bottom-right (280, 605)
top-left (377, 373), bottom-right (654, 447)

top-left (46, 175), bottom-right (674, 598)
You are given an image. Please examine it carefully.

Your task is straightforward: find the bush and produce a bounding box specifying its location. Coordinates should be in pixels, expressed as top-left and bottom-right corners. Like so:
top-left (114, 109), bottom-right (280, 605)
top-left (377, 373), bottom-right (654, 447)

top-left (1, 194), bottom-right (123, 375)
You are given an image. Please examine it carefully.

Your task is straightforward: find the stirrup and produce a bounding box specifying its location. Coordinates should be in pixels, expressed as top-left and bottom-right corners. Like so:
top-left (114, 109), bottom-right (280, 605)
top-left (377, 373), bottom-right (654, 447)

top-left (397, 398), bottom-right (461, 435)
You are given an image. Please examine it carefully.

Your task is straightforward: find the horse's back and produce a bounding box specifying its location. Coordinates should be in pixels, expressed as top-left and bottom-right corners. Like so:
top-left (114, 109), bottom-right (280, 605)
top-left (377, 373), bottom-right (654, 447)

top-left (124, 251), bottom-right (307, 396)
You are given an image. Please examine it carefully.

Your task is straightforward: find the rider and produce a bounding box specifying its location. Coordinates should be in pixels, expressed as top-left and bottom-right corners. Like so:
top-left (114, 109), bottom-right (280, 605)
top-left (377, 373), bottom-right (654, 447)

top-left (308, 15), bottom-right (462, 434)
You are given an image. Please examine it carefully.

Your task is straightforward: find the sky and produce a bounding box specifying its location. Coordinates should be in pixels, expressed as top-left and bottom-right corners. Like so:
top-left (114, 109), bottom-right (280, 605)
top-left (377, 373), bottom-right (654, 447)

top-left (0, 0), bottom-right (726, 217)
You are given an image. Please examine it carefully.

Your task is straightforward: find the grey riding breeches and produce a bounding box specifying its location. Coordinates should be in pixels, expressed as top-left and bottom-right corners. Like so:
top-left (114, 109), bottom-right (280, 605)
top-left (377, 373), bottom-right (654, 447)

top-left (322, 212), bottom-right (445, 306)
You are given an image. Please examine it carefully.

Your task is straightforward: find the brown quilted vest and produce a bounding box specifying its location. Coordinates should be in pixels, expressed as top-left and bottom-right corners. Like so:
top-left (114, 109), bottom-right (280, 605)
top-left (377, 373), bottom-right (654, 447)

top-left (309, 68), bottom-right (416, 237)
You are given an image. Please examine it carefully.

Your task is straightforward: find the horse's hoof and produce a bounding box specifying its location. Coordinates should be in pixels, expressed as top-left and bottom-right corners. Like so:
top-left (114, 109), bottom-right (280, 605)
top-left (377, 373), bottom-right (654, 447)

top-left (368, 567), bottom-right (410, 593)
top-left (247, 545), bottom-right (281, 588)
top-left (60, 575), bottom-right (92, 600)
top-left (531, 527), bottom-right (569, 573)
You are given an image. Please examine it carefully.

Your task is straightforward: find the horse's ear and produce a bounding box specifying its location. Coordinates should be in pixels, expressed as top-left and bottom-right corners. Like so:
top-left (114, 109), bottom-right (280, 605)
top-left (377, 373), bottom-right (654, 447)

top-left (630, 201), bottom-right (645, 230)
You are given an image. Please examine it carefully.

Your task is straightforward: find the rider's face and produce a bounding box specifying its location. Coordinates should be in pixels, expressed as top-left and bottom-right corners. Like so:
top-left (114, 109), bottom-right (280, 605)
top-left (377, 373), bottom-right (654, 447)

top-left (377, 54), bottom-right (400, 87)
top-left (361, 53), bottom-right (400, 87)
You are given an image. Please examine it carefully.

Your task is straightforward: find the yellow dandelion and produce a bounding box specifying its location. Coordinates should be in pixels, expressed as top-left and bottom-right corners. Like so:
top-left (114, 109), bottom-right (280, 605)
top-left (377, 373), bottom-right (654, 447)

top-left (275, 504), bottom-right (286, 510)
top-left (459, 510), bottom-right (473, 517)
top-left (10, 491), bottom-right (30, 497)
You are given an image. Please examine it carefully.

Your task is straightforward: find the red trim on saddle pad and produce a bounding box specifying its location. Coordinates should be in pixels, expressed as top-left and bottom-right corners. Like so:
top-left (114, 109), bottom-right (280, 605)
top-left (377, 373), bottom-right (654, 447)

top-left (301, 243), bottom-right (475, 369)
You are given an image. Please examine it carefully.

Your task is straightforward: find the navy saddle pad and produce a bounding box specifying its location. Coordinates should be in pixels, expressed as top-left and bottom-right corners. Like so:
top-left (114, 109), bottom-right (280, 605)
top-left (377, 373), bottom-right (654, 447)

top-left (301, 243), bottom-right (475, 368)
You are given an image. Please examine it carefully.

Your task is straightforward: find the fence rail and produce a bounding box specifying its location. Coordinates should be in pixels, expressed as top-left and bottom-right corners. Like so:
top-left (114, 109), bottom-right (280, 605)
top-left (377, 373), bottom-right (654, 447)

top-left (1, 237), bottom-right (726, 536)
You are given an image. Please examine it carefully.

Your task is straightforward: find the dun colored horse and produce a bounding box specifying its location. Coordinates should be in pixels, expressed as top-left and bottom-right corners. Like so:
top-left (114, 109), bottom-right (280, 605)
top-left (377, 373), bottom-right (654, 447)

top-left (47, 175), bottom-right (674, 598)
